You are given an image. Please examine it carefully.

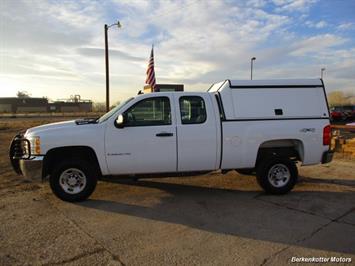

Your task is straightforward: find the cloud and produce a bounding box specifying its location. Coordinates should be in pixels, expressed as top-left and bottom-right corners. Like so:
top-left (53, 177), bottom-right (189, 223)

top-left (246, 0), bottom-right (267, 8)
top-left (77, 47), bottom-right (144, 62)
top-left (0, 0), bottom-right (354, 101)
top-left (273, 0), bottom-right (318, 13)
top-left (290, 34), bottom-right (346, 56)
top-left (337, 22), bottom-right (354, 31)
top-left (305, 20), bottom-right (328, 29)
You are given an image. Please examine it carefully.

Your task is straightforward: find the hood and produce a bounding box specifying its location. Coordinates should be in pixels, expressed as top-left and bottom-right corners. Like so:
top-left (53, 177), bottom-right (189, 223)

top-left (25, 120), bottom-right (76, 136)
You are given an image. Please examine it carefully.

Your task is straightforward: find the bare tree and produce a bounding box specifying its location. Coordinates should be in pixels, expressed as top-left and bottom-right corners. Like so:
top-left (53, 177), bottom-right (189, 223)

top-left (16, 91), bottom-right (30, 98)
top-left (92, 102), bottom-right (106, 112)
top-left (327, 91), bottom-right (355, 107)
top-left (110, 101), bottom-right (121, 110)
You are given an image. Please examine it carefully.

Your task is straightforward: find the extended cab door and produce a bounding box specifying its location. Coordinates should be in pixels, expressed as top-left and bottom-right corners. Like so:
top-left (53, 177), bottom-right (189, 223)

top-left (174, 94), bottom-right (220, 172)
top-left (105, 95), bottom-right (177, 175)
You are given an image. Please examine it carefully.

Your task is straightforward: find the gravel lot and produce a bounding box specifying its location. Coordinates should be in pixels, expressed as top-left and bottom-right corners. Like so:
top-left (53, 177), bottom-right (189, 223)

top-left (0, 119), bottom-right (354, 265)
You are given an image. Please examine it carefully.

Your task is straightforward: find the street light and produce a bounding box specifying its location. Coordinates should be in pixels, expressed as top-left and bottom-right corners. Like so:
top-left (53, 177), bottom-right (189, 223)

top-left (251, 57), bottom-right (256, 80)
top-left (105, 20), bottom-right (122, 112)
top-left (321, 67), bottom-right (326, 79)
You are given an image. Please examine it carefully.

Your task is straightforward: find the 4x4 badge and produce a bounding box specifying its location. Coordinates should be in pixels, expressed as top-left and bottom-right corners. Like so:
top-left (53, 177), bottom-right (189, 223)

top-left (300, 128), bottom-right (315, 132)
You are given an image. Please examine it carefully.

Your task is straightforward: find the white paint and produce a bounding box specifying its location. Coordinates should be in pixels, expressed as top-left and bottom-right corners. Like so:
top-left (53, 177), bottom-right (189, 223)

top-left (104, 94), bottom-right (177, 174)
top-left (173, 93), bottom-right (220, 172)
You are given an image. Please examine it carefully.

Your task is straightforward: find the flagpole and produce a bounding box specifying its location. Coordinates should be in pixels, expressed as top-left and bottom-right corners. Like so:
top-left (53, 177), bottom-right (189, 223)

top-left (104, 24), bottom-right (109, 112)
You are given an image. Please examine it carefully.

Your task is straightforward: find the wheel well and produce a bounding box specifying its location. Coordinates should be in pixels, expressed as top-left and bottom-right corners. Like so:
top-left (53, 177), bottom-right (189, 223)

top-left (43, 146), bottom-right (102, 178)
top-left (256, 139), bottom-right (304, 166)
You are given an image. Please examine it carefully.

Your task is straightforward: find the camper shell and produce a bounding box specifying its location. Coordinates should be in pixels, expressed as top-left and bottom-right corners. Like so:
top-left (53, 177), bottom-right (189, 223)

top-left (208, 79), bottom-right (329, 120)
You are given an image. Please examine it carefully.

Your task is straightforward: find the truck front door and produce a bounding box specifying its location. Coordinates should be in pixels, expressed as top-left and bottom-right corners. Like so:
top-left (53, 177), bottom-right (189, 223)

top-left (105, 96), bottom-right (177, 175)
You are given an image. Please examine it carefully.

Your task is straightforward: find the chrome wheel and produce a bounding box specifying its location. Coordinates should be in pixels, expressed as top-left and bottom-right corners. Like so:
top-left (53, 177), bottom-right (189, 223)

top-left (59, 168), bottom-right (87, 194)
top-left (267, 163), bottom-right (290, 188)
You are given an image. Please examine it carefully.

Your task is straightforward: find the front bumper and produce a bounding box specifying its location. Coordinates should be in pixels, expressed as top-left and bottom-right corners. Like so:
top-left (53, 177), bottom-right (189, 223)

top-left (9, 133), bottom-right (43, 181)
top-left (19, 156), bottom-right (44, 181)
top-left (321, 150), bottom-right (334, 164)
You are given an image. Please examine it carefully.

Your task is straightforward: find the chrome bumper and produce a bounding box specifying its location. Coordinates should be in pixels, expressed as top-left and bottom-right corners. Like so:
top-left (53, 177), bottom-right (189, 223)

top-left (9, 133), bottom-right (43, 182)
top-left (19, 156), bottom-right (44, 181)
top-left (321, 151), bottom-right (334, 164)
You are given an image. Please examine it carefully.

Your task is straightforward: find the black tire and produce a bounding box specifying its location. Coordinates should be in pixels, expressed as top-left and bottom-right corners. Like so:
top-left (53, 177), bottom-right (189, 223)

top-left (256, 157), bottom-right (298, 194)
top-left (49, 158), bottom-right (98, 202)
top-left (235, 168), bottom-right (255, 175)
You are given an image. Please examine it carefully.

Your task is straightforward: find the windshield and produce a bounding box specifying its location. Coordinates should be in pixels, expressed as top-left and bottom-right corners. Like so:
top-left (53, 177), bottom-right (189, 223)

top-left (97, 97), bottom-right (134, 123)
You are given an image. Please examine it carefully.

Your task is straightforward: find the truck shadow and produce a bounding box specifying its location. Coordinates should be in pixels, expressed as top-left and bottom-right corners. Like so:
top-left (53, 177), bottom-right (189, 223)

top-left (79, 178), bottom-right (355, 255)
top-left (299, 176), bottom-right (355, 187)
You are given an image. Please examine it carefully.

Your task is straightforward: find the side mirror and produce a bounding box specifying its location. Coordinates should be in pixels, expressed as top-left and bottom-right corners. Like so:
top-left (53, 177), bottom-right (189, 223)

top-left (115, 114), bottom-right (124, 128)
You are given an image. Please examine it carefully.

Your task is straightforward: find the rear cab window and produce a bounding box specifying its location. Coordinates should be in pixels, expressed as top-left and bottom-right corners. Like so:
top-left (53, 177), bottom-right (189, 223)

top-left (179, 96), bottom-right (207, 124)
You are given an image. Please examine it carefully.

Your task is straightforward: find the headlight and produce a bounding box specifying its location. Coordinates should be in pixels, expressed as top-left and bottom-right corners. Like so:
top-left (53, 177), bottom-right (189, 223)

top-left (30, 136), bottom-right (41, 155)
top-left (21, 140), bottom-right (30, 157)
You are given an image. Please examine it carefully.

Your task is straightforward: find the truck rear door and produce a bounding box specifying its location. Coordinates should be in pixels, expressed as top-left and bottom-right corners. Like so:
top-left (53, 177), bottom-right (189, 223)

top-left (174, 93), bottom-right (220, 172)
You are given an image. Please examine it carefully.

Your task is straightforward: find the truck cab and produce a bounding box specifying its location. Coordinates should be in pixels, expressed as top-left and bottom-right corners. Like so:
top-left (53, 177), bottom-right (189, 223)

top-left (105, 92), bottom-right (220, 174)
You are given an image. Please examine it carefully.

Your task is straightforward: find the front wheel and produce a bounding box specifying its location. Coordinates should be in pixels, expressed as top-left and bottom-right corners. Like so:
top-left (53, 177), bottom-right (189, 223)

top-left (49, 159), bottom-right (97, 202)
top-left (256, 157), bottom-right (298, 194)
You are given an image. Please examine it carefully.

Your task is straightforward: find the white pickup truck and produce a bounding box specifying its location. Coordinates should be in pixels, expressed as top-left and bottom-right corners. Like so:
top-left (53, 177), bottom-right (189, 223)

top-left (10, 79), bottom-right (333, 202)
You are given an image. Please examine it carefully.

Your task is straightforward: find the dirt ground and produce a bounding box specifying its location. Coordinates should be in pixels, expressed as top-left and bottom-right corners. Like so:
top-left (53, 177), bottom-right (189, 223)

top-left (0, 118), bottom-right (354, 265)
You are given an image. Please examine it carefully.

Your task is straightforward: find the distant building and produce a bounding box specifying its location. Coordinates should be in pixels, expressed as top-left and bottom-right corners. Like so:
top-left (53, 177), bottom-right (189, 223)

top-left (48, 95), bottom-right (92, 112)
top-left (48, 101), bottom-right (92, 112)
top-left (0, 95), bottom-right (92, 113)
top-left (0, 97), bottom-right (48, 113)
top-left (144, 84), bottom-right (184, 93)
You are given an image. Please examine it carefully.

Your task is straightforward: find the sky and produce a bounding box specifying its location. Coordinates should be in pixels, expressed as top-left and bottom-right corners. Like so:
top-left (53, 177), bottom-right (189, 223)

top-left (0, 0), bottom-right (355, 103)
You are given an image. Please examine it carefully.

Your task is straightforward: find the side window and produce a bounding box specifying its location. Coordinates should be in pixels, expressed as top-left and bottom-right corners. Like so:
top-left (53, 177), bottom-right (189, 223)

top-left (123, 97), bottom-right (171, 126)
top-left (179, 96), bottom-right (207, 124)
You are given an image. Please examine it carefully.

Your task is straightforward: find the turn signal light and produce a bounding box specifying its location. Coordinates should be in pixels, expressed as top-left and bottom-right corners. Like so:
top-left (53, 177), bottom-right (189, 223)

top-left (34, 136), bottom-right (41, 154)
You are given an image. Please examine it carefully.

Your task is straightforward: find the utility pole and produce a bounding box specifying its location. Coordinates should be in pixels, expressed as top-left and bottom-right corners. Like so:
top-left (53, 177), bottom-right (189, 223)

top-left (251, 57), bottom-right (256, 80)
top-left (104, 21), bottom-right (121, 112)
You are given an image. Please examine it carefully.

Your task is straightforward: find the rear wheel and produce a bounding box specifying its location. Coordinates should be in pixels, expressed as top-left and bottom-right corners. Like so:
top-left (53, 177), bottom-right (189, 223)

top-left (256, 157), bottom-right (298, 194)
top-left (49, 158), bottom-right (97, 202)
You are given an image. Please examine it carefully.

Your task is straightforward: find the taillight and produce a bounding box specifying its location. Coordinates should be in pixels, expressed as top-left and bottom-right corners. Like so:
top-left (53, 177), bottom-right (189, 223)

top-left (323, 125), bottom-right (331, 146)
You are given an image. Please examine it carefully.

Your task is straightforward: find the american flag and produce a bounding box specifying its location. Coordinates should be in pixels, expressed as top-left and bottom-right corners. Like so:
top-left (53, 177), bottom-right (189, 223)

top-left (145, 45), bottom-right (156, 91)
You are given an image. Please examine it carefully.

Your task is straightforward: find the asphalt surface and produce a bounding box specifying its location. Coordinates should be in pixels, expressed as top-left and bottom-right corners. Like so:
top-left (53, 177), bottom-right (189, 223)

top-left (1, 162), bottom-right (355, 265)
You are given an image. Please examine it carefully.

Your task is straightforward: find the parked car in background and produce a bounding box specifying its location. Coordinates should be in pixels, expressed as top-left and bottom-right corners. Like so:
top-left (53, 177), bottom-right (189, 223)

top-left (330, 106), bottom-right (346, 122)
top-left (342, 105), bottom-right (355, 121)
